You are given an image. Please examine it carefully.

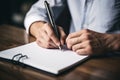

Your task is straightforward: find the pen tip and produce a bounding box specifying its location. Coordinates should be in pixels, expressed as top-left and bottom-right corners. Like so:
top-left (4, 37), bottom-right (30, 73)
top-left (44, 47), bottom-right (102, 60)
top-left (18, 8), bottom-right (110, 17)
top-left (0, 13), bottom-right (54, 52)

top-left (58, 46), bottom-right (62, 50)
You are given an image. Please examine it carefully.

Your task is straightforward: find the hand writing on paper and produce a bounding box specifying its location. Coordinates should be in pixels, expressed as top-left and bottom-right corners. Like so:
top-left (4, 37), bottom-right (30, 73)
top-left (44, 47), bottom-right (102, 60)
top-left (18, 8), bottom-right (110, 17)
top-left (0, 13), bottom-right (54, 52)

top-left (30, 21), bottom-right (66, 49)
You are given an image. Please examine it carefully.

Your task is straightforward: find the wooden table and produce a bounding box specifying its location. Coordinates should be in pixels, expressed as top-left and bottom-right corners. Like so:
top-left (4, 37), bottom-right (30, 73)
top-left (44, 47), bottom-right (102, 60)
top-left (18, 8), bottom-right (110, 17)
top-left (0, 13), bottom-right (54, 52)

top-left (0, 25), bottom-right (120, 80)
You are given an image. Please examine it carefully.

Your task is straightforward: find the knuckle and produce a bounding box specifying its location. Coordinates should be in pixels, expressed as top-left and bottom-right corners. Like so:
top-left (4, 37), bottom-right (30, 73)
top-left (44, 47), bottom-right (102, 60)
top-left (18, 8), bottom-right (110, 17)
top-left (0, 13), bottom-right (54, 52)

top-left (66, 38), bottom-right (69, 44)
top-left (67, 41), bottom-right (72, 49)
top-left (67, 45), bottom-right (71, 49)
top-left (72, 46), bottom-right (76, 51)
top-left (76, 50), bottom-right (80, 54)
top-left (68, 33), bottom-right (73, 37)
top-left (66, 38), bottom-right (69, 43)
top-left (76, 50), bottom-right (83, 55)
top-left (72, 46), bottom-right (75, 51)
top-left (71, 39), bottom-right (75, 44)
top-left (82, 29), bottom-right (90, 33)
top-left (76, 37), bottom-right (80, 43)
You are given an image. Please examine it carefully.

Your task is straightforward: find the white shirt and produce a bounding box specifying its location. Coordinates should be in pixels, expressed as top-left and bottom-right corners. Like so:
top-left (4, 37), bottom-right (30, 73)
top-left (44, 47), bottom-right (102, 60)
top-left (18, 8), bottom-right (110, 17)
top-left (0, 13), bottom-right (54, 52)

top-left (24, 0), bottom-right (120, 33)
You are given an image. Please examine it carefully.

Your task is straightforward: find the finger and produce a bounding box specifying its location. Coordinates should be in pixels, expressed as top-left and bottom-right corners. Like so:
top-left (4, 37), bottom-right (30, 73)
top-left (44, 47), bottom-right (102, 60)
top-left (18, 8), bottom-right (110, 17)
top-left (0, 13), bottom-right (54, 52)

top-left (40, 30), bottom-right (51, 43)
top-left (74, 42), bottom-right (91, 55)
top-left (72, 40), bottom-right (89, 53)
top-left (66, 37), bottom-right (82, 49)
top-left (58, 26), bottom-right (66, 45)
top-left (40, 24), bottom-right (58, 48)
top-left (75, 41), bottom-right (93, 55)
top-left (49, 42), bottom-right (58, 48)
top-left (36, 30), bottom-right (55, 48)
top-left (66, 31), bottom-right (81, 42)
top-left (72, 42), bottom-right (85, 52)
top-left (66, 29), bottom-right (91, 42)
top-left (36, 39), bottom-right (55, 48)
top-left (36, 40), bottom-right (45, 48)
top-left (75, 49), bottom-right (89, 55)
top-left (66, 32), bottom-right (94, 50)
top-left (45, 23), bottom-right (60, 46)
top-left (77, 33), bottom-right (93, 42)
top-left (66, 31), bottom-right (82, 48)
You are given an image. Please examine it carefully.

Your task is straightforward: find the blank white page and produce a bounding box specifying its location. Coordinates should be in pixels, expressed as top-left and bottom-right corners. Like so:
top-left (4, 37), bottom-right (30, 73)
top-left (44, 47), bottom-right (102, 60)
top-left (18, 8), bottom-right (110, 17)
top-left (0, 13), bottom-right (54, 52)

top-left (0, 42), bottom-right (88, 74)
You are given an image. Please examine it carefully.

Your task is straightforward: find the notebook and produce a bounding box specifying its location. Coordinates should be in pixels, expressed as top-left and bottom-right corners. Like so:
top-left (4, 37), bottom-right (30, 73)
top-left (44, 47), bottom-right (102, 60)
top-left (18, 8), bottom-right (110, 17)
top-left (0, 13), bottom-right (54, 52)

top-left (0, 42), bottom-right (88, 75)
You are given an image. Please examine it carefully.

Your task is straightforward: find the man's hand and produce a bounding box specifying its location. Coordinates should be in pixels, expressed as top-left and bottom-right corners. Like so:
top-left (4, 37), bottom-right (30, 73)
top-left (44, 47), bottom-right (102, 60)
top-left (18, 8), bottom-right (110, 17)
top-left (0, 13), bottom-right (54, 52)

top-left (30, 21), bottom-right (66, 48)
top-left (66, 29), bottom-right (106, 55)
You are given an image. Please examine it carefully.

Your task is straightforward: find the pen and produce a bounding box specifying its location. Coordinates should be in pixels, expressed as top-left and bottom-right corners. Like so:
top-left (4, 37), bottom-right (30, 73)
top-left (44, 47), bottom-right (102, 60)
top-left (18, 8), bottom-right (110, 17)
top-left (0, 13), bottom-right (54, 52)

top-left (44, 1), bottom-right (62, 50)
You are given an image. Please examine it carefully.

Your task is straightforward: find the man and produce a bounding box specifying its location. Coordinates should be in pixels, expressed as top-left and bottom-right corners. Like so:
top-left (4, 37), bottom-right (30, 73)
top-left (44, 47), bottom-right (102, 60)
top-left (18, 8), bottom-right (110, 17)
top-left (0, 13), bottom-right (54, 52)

top-left (24, 0), bottom-right (120, 55)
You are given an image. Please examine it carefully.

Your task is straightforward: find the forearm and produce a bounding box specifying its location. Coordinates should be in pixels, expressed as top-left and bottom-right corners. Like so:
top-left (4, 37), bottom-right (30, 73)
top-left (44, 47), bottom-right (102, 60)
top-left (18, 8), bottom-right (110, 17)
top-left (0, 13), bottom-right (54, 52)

top-left (102, 34), bottom-right (120, 52)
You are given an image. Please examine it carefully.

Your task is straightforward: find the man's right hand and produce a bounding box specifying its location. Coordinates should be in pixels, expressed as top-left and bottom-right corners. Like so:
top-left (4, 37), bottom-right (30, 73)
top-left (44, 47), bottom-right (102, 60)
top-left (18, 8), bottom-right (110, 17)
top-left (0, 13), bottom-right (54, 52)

top-left (30, 21), bottom-right (66, 48)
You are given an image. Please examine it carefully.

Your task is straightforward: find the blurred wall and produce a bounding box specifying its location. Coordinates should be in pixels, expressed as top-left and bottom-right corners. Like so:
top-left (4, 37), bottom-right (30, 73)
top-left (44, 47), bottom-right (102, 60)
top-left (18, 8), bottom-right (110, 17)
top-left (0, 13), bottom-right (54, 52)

top-left (0, 0), bottom-right (37, 28)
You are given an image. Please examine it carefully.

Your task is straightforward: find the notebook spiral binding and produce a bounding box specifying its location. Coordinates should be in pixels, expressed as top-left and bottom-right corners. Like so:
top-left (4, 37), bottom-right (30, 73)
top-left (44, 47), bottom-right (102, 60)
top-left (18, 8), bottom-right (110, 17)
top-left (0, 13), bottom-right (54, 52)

top-left (11, 53), bottom-right (28, 66)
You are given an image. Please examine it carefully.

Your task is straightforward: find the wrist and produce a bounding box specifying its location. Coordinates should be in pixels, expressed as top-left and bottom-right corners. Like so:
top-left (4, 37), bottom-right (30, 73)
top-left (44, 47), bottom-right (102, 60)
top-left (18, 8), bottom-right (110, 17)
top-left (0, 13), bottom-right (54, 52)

top-left (103, 34), bottom-right (120, 52)
top-left (29, 21), bottom-right (46, 38)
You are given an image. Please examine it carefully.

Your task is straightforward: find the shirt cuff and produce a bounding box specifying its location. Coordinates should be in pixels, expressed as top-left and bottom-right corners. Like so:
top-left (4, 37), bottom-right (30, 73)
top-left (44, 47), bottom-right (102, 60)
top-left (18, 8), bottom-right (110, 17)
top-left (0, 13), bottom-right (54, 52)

top-left (24, 15), bottom-right (49, 34)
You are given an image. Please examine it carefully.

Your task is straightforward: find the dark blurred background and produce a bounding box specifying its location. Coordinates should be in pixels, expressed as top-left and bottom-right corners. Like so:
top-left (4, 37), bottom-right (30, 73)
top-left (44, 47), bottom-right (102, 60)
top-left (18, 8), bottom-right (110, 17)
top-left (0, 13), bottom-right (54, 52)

top-left (0, 0), bottom-right (38, 29)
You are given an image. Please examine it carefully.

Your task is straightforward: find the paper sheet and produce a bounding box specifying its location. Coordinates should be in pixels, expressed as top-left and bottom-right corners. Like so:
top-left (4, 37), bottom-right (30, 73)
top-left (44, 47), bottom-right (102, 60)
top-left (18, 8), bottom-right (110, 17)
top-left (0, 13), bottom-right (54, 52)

top-left (0, 42), bottom-right (88, 74)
